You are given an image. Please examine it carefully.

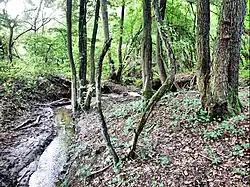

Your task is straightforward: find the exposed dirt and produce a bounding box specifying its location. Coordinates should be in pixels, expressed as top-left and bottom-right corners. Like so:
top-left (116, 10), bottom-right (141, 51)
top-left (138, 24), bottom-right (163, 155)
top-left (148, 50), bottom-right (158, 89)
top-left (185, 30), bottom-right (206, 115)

top-left (62, 86), bottom-right (250, 187)
top-left (0, 76), bottom-right (71, 187)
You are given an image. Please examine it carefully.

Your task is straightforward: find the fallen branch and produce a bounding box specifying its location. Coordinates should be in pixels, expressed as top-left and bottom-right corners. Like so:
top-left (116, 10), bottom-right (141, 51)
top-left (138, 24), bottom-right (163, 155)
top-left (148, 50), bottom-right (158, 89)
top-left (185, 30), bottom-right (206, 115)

top-left (19, 115), bottom-right (41, 130)
top-left (36, 98), bottom-right (71, 107)
top-left (14, 118), bottom-right (36, 130)
top-left (87, 164), bottom-right (113, 179)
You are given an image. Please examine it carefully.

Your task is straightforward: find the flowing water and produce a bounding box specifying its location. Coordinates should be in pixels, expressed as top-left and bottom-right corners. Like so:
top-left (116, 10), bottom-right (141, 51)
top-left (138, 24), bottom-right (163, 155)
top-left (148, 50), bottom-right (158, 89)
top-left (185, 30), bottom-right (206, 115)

top-left (29, 106), bottom-right (73, 187)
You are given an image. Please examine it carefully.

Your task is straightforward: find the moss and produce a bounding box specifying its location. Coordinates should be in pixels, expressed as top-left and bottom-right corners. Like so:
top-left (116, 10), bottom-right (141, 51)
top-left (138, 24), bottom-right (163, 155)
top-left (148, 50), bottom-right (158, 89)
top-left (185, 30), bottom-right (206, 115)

top-left (143, 89), bottom-right (153, 100)
top-left (228, 87), bottom-right (242, 116)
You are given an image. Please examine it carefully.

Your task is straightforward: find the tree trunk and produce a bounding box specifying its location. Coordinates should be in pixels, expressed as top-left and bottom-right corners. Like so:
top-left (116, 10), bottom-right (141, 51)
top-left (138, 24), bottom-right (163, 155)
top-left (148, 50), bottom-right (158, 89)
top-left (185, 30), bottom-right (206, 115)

top-left (67, 0), bottom-right (78, 113)
top-left (196, 0), bottom-right (211, 110)
top-left (96, 38), bottom-right (119, 164)
top-left (156, 0), bottom-right (167, 84)
top-left (84, 0), bottom-right (100, 110)
top-left (0, 39), bottom-right (4, 59)
top-left (153, 0), bottom-right (176, 85)
top-left (116, 0), bottom-right (125, 83)
top-left (100, 0), bottom-right (116, 79)
top-left (128, 75), bottom-right (173, 159)
top-left (78, 0), bottom-right (87, 104)
top-left (209, 0), bottom-right (247, 117)
top-left (142, 0), bottom-right (153, 100)
top-left (8, 25), bottom-right (14, 63)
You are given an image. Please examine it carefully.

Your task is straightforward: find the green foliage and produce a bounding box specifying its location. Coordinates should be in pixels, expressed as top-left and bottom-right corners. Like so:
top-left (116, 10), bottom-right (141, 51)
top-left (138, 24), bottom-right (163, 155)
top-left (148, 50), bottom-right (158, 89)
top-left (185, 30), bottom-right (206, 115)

top-left (232, 168), bottom-right (249, 176)
top-left (206, 146), bottom-right (221, 165)
top-left (204, 116), bottom-right (245, 139)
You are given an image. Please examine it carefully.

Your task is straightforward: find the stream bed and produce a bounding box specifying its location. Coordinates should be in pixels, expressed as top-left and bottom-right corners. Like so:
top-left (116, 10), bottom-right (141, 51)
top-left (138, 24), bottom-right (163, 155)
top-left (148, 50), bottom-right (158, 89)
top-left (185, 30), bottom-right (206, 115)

top-left (29, 106), bottom-right (73, 187)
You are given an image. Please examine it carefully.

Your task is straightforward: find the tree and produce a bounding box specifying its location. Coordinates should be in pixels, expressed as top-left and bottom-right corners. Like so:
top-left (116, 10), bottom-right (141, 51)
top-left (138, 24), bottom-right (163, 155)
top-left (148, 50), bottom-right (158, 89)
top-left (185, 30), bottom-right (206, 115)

top-left (208, 0), bottom-right (247, 117)
top-left (78, 0), bottom-right (87, 104)
top-left (100, 0), bottom-right (116, 80)
top-left (142, 0), bottom-right (153, 100)
top-left (96, 38), bottom-right (119, 164)
top-left (66, 0), bottom-right (77, 113)
top-left (196, 0), bottom-right (211, 110)
top-left (84, 0), bottom-right (100, 110)
top-left (116, 0), bottom-right (125, 82)
top-left (156, 0), bottom-right (167, 84)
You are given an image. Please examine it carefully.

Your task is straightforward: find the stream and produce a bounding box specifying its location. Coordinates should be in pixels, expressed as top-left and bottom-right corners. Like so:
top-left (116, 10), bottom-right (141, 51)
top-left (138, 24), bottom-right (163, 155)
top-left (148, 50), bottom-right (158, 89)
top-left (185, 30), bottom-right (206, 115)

top-left (28, 106), bottom-right (73, 187)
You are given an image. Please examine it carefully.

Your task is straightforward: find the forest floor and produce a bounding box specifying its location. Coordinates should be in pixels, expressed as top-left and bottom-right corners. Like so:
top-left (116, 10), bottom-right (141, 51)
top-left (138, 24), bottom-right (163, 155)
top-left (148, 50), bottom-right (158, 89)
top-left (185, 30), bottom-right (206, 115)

top-left (0, 76), bottom-right (249, 187)
top-left (62, 82), bottom-right (250, 187)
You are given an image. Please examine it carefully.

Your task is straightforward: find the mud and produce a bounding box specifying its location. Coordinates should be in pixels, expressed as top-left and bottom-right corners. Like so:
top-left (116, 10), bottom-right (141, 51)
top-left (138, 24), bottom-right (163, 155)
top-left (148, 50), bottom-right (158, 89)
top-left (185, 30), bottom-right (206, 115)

top-left (0, 107), bottom-right (56, 187)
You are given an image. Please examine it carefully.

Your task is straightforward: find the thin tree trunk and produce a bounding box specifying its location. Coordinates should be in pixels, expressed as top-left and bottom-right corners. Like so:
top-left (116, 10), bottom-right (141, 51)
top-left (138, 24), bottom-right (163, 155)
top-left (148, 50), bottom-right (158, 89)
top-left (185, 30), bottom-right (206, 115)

top-left (100, 0), bottom-right (116, 79)
top-left (116, 0), bottom-right (125, 82)
top-left (0, 39), bottom-right (4, 59)
top-left (209, 0), bottom-right (246, 117)
top-left (67, 0), bottom-right (78, 113)
top-left (128, 75), bottom-right (173, 159)
top-left (156, 0), bottom-right (167, 84)
top-left (8, 25), bottom-right (14, 63)
top-left (84, 0), bottom-right (100, 110)
top-left (142, 0), bottom-right (153, 100)
top-left (96, 38), bottom-right (119, 164)
top-left (128, 0), bottom-right (177, 159)
top-left (78, 0), bottom-right (87, 104)
top-left (196, 0), bottom-right (211, 110)
top-left (153, 0), bottom-right (176, 85)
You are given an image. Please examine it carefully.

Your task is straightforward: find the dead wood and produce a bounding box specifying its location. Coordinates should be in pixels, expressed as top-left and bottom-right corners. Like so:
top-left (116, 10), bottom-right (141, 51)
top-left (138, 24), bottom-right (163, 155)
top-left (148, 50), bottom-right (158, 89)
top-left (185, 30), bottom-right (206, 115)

top-left (14, 115), bottom-right (41, 131)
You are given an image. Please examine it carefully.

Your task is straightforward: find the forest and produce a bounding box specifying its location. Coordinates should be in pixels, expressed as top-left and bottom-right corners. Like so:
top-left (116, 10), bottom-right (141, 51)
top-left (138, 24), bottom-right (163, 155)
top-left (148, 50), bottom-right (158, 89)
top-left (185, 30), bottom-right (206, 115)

top-left (0, 0), bottom-right (249, 186)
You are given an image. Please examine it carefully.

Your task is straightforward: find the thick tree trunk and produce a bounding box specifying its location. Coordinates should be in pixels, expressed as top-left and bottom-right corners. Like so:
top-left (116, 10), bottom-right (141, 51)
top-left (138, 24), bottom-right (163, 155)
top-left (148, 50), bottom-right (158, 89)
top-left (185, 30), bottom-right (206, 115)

top-left (209, 0), bottom-right (246, 117)
top-left (156, 0), bottom-right (167, 84)
top-left (78, 0), bottom-right (87, 104)
top-left (100, 0), bottom-right (116, 80)
top-left (96, 38), bottom-right (119, 164)
top-left (196, 0), bottom-right (211, 110)
top-left (116, 0), bottom-right (125, 83)
top-left (142, 0), bottom-right (153, 100)
top-left (67, 0), bottom-right (78, 113)
top-left (84, 0), bottom-right (100, 110)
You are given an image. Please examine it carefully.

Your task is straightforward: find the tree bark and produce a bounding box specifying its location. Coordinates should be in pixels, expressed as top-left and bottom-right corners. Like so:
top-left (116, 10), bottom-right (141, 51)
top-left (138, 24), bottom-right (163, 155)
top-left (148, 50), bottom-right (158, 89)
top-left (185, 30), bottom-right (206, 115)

top-left (196, 0), bottom-right (211, 110)
top-left (142, 0), bottom-right (153, 100)
top-left (78, 0), bottom-right (87, 104)
top-left (153, 0), bottom-right (176, 85)
top-left (96, 38), bottom-right (119, 164)
top-left (84, 0), bottom-right (100, 110)
top-left (67, 0), bottom-right (78, 113)
top-left (209, 0), bottom-right (247, 117)
top-left (156, 0), bottom-right (167, 84)
top-left (128, 75), bottom-right (173, 159)
top-left (8, 25), bottom-right (14, 63)
top-left (100, 0), bottom-right (116, 79)
top-left (116, 0), bottom-right (125, 83)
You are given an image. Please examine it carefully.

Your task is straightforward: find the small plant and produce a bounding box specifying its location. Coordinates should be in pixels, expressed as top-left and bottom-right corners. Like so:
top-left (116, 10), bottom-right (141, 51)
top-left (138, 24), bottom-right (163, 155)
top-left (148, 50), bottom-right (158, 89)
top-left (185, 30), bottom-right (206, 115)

top-left (196, 109), bottom-right (211, 122)
top-left (204, 120), bottom-right (245, 139)
top-left (232, 167), bottom-right (249, 175)
top-left (227, 142), bottom-right (250, 157)
top-left (159, 154), bottom-right (170, 165)
top-left (206, 146), bottom-right (221, 165)
top-left (123, 117), bottom-right (134, 136)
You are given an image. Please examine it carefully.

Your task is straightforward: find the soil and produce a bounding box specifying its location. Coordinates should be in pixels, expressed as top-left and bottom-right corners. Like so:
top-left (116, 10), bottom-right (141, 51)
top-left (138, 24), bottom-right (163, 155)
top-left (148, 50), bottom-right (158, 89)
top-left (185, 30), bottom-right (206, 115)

top-left (62, 86), bottom-right (250, 187)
